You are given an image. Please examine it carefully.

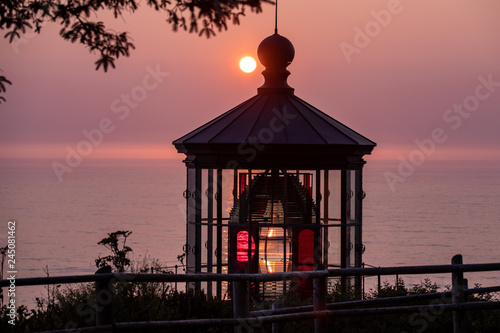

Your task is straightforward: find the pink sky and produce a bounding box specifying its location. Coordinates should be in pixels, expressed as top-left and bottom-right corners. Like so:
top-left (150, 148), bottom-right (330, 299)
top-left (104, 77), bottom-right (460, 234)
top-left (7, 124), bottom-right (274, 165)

top-left (1, 0), bottom-right (499, 161)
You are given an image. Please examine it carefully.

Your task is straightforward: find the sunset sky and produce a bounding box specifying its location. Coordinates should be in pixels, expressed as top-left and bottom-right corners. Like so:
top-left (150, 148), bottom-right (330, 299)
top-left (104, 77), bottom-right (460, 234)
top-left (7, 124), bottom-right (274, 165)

top-left (1, 0), bottom-right (499, 161)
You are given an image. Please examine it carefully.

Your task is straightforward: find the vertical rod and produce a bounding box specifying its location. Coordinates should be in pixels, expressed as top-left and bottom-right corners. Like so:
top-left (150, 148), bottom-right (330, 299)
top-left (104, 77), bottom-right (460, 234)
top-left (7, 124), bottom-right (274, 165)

top-left (283, 170), bottom-right (288, 272)
top-left (283, 170), bottom-right (288, 295)
top-left (216, 169), bottom-right (223, 298)
top-left (274, 0), bottom-right (278, 34)
top-left (206, 169), bottom-right (214, 297)
top-left (340, 170), bottom-right (347, 291)
top-left (239, 173), bottom-right (247, 195)
top-left (271, 170), bottom-right (275, 223)
top-left (186, 167), bottom-right (197, 290)
top-left (315, 170), bottom-right (322, 268)
top-left (233, 169), bottom-right (238, 210)
top-left (452, 254), bottom-right (468, 333)
top-left (354, 168), bottom-right (363, 295)
top-left (345, 170), bottom-right (352, 269)
top-left (175, 265), bottom-right (178, 291)
top-left (323, 170), bottom-right (329, 269)
top-left (377, 272), bottom-right (381, 296)
top-left (247, 169), bottom-right (252, 274)
top-left (195, 168), bottom-right (202, 291)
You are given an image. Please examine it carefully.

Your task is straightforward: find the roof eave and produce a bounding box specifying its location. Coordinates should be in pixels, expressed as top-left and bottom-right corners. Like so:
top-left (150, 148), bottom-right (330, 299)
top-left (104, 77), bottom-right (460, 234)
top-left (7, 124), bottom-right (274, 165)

top-left (174, 143), bottom-right (375, 170)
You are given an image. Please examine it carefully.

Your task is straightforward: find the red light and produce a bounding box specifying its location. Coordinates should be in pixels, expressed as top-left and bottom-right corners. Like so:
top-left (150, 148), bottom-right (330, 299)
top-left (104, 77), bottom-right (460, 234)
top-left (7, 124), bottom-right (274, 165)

top-left (239, 174), bottom-right (247, 194)
top-left (298, 229), bottom-right (314, 271)
top-left (236, 231), bottom-right (255, 262)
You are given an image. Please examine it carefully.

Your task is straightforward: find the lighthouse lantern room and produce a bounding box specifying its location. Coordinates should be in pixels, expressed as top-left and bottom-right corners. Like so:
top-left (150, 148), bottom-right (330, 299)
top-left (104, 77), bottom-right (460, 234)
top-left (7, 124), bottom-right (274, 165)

top-left (173, 33), bottom-right (376, 299)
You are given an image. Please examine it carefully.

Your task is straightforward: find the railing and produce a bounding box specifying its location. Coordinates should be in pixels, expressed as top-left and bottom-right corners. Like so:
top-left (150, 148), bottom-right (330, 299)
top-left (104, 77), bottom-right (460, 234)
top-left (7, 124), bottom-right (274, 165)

top-left (1, 254), bottom-right (500, 333)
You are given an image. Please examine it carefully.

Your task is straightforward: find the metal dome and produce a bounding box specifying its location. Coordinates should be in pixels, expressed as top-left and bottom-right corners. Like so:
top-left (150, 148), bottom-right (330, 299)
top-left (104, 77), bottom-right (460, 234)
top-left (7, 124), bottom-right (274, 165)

top-left (173, 33), bottom-right (376, 169)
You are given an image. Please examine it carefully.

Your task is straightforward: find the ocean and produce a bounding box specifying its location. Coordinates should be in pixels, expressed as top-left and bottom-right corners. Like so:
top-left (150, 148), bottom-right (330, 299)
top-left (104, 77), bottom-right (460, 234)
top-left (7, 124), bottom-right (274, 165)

top-left (1, 157), bottom-right (499, 306)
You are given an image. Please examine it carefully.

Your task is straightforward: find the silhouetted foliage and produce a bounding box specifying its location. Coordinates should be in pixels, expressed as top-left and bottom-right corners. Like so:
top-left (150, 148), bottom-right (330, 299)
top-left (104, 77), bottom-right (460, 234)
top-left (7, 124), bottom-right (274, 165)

top-left (95, 230), bottom-right (133, 272)
top-left (1, 0), bottom-right (271, 70)
top-left (0, 0), bottom-right (272, 102)
top-left (0, 230), bottom-right (235, 332)
top-left (0, 73), bottom-right (12, 103)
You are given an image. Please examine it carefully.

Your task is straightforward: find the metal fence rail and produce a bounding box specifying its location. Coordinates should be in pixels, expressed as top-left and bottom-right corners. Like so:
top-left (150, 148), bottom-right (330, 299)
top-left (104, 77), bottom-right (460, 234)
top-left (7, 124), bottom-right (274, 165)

top-left (5, 261), bottom-right (500, 286)
top-left (1, 254), bottom-right (499, 333)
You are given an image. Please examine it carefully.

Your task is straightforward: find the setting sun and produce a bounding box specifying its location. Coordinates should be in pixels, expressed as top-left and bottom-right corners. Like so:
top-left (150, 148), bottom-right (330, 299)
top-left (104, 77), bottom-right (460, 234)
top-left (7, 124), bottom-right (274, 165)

top-left (239, 56), bottom-right (257, 73)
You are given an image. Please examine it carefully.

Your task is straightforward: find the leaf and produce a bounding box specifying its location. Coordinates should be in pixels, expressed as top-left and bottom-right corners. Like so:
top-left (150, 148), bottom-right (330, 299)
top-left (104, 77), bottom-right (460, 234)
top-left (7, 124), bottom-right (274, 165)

top-left (1, 0), bottom-right (270, 74)
top-left (0, 75), bottom-right (12, 94)
top-left (5, 30), bottom-right (21, 43)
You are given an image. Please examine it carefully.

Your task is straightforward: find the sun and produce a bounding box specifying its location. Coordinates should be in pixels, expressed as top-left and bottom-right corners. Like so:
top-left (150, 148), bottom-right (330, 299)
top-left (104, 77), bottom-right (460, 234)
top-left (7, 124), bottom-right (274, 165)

top-left (239, 56), bottom-right (257, 73)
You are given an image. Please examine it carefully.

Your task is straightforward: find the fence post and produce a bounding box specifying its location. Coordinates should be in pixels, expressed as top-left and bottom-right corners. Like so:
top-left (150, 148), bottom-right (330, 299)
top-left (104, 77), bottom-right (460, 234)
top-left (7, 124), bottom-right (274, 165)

top-left (232, 280), bottom-right (249, 333)
top-left (175, 265), bottom-right (178, 291)
top-left (313, 267), bottom-right (327, 333)
top-left (377, 270), bottom-right (381, 296)
top-left (95, 266), bottom-right (113, 327)
top-left (272, 300), bottom-right (283, 333)
top-left (452, 254), bottom-right (467, 333)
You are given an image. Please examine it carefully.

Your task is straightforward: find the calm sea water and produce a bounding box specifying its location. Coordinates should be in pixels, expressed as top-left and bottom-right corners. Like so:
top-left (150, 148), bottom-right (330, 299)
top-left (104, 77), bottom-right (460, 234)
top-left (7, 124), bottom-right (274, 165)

top-left (1, 158), bottom-right (499, 306)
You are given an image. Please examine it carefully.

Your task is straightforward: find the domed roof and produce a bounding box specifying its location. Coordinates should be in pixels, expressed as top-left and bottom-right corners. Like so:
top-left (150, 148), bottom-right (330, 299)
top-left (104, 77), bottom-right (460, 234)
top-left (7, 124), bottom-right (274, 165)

top-left (173, 33), bottom-right (376, 169)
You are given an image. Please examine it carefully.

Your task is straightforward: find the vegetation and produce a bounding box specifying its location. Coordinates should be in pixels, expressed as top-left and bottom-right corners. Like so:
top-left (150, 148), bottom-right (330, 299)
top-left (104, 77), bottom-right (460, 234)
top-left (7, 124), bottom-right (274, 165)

top-left (0, 0), bottom-right (272, 102)
top-left (0, 74), bottom-right (11, 104)
top-left (265, 278), bottom-right (499, 333)
top-left (1, 231), bottom-right (499, 332)
top-left (95, 230), bottom-right (133, 272)
top-left (0, 230), bottom-right (234, 332)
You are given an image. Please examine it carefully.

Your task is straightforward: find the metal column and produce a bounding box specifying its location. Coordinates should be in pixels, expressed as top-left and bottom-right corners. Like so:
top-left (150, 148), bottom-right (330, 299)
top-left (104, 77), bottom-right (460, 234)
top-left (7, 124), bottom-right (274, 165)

top-left (216, 169), bottom-right (223, 299)
top-left (206, 169), bottom-right (214, 297)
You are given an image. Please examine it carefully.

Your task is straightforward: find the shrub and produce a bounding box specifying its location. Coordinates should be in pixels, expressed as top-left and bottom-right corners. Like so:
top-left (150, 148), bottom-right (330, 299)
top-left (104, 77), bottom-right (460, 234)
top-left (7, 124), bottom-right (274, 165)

top-left (1, 232), bottom-right (499, 332)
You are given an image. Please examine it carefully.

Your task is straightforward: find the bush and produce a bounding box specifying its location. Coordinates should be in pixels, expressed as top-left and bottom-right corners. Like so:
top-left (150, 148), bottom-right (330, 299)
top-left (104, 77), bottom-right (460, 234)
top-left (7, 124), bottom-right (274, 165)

top-left (0, 231), bottom-right (233, 333)
top-left (1, 231), bottom-right (499, 332)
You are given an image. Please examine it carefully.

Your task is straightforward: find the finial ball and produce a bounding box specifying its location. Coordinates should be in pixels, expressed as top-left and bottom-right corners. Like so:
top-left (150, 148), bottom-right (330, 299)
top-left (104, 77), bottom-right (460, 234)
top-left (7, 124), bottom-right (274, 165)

top-left (257, 34), bottom-right (295, 69)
